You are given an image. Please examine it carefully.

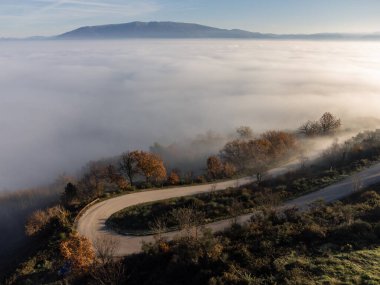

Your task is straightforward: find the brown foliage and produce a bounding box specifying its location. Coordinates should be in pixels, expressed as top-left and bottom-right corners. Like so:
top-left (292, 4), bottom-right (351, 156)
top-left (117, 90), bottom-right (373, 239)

top-left (25, 205), bottom-right (69, 236)
top-left (134, 151), bottom-right (167, 183)
top-left (60, 233), bottom-right (95, 274)
top-left (221, 131), bottom-right (296, 176)
top-left (207, 156), bottom-right (224, 179)
top-left (223, 162), bottom-right (237, 178)
top-left (167, 170), bottom-right (180, 185)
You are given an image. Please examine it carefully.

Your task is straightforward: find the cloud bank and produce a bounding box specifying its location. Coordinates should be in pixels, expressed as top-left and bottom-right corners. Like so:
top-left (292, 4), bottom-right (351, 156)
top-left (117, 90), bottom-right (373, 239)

top-left (1, 39), bottom-right (380, 190)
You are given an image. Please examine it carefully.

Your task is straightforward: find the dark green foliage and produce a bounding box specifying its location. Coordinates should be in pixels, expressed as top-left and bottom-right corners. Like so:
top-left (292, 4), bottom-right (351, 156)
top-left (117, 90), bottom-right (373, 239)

top-left (61, 183), bottom-right (79, 207)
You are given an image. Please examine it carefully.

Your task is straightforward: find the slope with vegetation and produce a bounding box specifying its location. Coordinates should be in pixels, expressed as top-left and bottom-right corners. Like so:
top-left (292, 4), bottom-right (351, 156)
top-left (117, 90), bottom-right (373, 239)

top-left (4, 113), bottom-right (380, 284)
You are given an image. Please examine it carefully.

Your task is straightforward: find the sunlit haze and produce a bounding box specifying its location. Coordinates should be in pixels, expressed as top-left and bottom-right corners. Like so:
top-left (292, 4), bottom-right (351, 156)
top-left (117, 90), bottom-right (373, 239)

top-left (1, 40), bottom-right (380, 190)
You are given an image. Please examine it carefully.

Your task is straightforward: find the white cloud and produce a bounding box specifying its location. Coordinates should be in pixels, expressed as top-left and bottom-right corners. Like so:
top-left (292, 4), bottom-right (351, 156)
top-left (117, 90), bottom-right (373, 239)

top-left (0, 39), bottom-right (380, 190)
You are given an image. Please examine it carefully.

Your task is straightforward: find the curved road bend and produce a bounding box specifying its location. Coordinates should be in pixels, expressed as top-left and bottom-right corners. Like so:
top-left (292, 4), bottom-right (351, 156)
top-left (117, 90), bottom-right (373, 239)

top-left (77, 162), bottom-right (380, 257)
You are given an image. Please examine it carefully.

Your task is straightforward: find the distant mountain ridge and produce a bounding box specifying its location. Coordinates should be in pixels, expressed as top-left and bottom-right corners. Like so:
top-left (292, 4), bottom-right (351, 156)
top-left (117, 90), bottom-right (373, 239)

top-left (56, 21), bottom-right (380, 40)
top-left (57, 21), bottom-right (272, 39)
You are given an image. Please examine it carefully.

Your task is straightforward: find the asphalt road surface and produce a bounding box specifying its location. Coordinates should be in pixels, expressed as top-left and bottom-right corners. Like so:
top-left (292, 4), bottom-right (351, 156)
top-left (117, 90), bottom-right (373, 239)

top-left (77, 162), bottom-right (380, 256)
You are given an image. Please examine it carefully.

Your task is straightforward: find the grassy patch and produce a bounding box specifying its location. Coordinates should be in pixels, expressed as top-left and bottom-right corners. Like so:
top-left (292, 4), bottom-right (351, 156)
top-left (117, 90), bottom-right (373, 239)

top-left (312, 248), bottom-right (380, 284)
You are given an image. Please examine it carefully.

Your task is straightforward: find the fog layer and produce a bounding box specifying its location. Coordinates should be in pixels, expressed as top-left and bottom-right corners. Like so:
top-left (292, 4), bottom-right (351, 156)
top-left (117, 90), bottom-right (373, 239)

top-left (1, 40), bottom-right (380, 190)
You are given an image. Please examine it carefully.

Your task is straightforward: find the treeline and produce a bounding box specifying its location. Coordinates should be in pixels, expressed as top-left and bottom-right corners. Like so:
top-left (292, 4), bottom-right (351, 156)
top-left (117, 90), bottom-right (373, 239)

top-left (298, 112), bottom-right (341, 136)
top-left (209, 129), bottom-right (297, 182)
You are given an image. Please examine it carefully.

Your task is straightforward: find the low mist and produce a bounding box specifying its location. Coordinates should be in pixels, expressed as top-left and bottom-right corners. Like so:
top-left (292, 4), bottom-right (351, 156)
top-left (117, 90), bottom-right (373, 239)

top-left (1, 39), bottom-right (380, 190)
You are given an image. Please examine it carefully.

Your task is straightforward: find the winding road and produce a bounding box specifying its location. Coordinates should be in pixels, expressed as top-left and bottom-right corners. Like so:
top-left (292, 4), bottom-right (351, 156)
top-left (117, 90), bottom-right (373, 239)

top-left (77, 162), bottom-right (380, 257)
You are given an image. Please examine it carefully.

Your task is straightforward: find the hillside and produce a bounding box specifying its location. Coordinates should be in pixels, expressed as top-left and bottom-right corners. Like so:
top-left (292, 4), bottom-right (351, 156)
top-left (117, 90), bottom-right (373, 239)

top-left (57, 21), bottom-right (271, 39)
top-left (56, 21), bottom-right (380, 40)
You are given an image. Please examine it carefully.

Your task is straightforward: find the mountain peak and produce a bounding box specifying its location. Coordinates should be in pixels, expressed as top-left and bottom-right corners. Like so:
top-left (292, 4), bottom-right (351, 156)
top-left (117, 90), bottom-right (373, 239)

top-left (57, 21), bottom-right (265, 39)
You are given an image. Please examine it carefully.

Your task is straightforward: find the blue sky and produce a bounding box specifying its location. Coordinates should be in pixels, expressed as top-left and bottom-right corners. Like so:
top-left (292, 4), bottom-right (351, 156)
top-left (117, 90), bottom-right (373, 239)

top-left (2, 0), bottom-right (380, 37)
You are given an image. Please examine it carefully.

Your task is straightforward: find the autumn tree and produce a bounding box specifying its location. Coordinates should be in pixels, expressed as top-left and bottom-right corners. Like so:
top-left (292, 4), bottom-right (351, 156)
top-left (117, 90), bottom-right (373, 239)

top-left (223, 162), bottom-right (236, 178)
top-left (262, 131), bottom-right (296, 154)
top-left (167, 170), bottom-right (180, 185)
top-left (25, 205), bottom-right (69, 236)
top-left (60, 233), bottom-right (95, 274)
top-left (134, 151), bottom-right (167, 183)
top-left (221, 130), bottom-right (297, 179)
top-left (207, 156), bottom-right (224, 180)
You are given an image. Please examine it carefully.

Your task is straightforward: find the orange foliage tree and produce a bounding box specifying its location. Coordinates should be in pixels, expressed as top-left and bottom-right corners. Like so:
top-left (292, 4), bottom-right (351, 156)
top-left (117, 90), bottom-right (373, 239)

top-left (25, 205), bottom-right (69, 236)
top-left (220, 130), bottom-right (297, 179)
top-left (167, 170), bottom-right (180, 185)
top-left (60, 233), bottom-right (95, 273)
top-left (134, 151), bottom-right (167, 183)
top-left (207, 156), bottom-right (224, 179)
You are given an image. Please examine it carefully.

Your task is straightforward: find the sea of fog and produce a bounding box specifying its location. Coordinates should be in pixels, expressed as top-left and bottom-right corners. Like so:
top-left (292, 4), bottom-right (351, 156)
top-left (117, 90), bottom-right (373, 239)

top-left (1, 39), bottom-right (380, 190)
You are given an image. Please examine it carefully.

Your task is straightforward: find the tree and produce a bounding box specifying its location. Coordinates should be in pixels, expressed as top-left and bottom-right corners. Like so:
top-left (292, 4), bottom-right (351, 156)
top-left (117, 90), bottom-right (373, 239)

top-left (298, 120), bottom-right (321, 136)
top-left (319, 112), bottom-right (341, 134)
top-left (119, 151), bottom-right (140, 186)
top-left (79, 162), bottom-right (108, 200)
top-left (25, 205), bottom-right (69, 236)
top-left (298, 112), bottom-right (341, 136)
top-left (91, 237), bottom-right (125, 284)
top-left (167, 170), bottom-right (180, 185)
top-left (220, 139), bottom-right (251, 171)
top-left (171, 205), bottom-right (205, 239)
top-left (236, 126), bottom-right (254, 140)
top-left (223, 162), bottom-right (237, 178)
top-left (60, 233), bottom-right (95, 274)
top-left (105, 164), bottom-right (129, 191)
top-left (207, 156), bottom-right (224, 180)
top-left (134, 151), bottom-right (167, 183)
top-left (61, 182), bottom-right (79, 207)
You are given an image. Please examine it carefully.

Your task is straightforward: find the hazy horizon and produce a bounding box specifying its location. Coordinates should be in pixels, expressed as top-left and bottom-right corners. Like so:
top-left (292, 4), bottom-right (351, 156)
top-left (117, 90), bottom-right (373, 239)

top-left (1, 39), bottom-right (380, 191)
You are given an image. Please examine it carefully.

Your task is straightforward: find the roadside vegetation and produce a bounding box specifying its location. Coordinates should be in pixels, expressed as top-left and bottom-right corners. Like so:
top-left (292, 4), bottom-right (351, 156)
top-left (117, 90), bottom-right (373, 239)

top-left (4, 113), bottom-right (380, 284)
top-left (108, 128), bottom-right (380, 235)
top-left (6, 179), bottom-right (380, 284)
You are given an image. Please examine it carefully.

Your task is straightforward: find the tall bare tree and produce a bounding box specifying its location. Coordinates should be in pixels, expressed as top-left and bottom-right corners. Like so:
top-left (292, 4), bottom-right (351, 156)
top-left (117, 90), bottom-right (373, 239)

top-left (119, 151), bottom-right (140, 186)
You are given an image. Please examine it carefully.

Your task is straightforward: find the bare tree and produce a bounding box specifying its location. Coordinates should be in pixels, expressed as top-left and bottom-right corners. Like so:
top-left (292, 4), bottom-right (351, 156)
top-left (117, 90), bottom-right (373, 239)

top-left (91, 236), bottom-right (125, 285)
top-left (298, 120), bottom-right (321, 136)
top-left (319, 112), bottom-right (341, 134)
top-left (149, 216), bottom-right (168, 240)
top-left (171, 205), bottom-right (205, 239)
top-left (119, 151), bottom-right (139, 186)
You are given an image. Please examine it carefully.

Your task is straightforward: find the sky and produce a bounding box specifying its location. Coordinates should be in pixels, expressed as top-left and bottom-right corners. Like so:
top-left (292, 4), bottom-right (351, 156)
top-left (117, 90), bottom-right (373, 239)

top-left (1, 0), bottom-right (380, 37)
